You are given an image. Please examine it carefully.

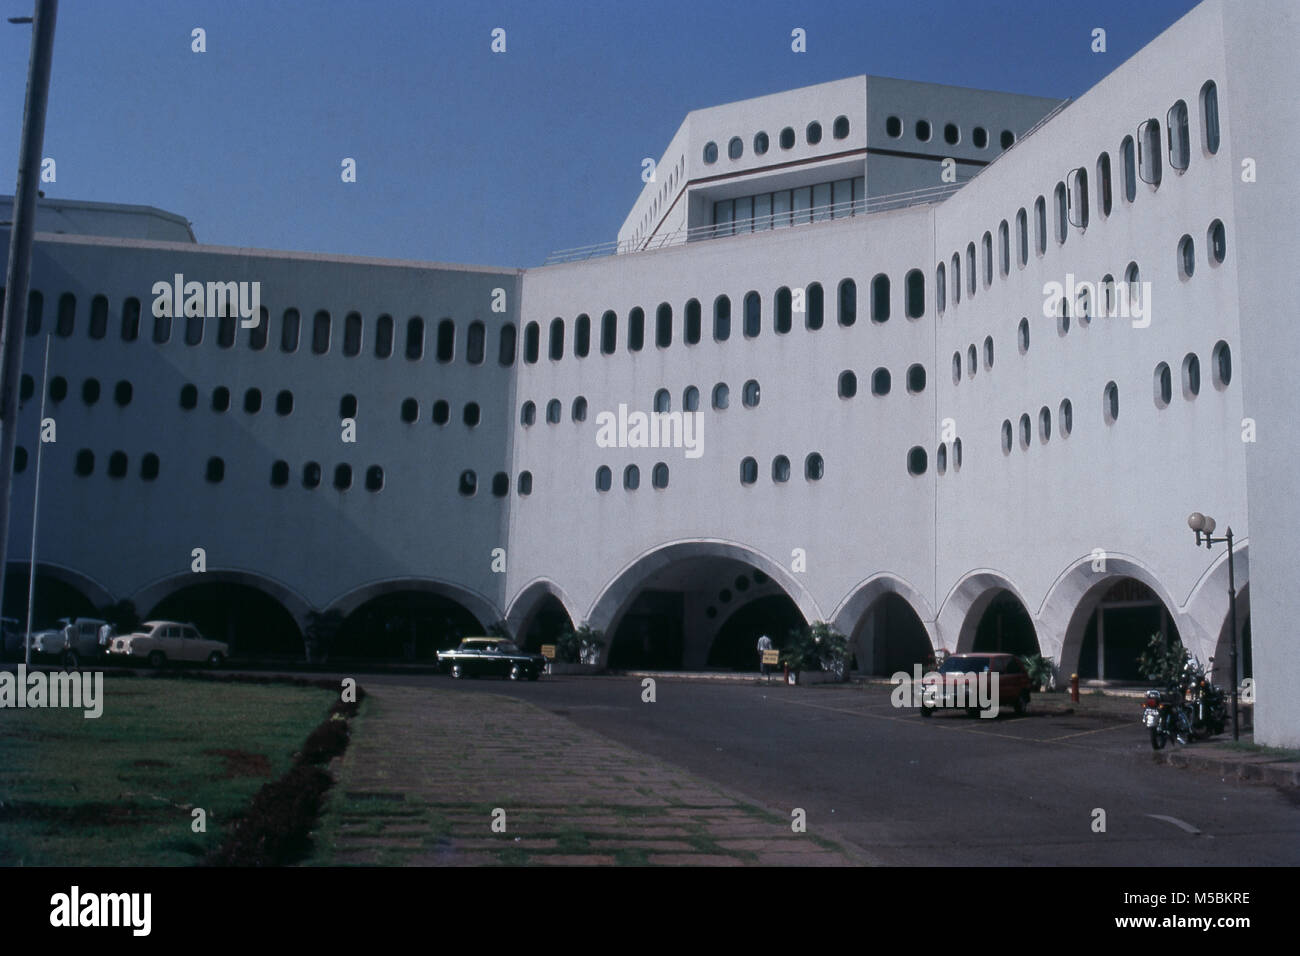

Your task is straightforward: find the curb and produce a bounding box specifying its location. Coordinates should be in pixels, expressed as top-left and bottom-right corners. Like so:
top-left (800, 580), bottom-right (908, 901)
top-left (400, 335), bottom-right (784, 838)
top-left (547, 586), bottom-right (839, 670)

top-left (1147, 746), bottom-right (1300, 788)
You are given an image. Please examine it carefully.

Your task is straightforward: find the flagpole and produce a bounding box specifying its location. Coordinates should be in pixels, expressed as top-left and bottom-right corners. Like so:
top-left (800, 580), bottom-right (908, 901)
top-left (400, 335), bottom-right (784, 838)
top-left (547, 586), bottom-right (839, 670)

top-left (23, 333), bottom-right (49, 668)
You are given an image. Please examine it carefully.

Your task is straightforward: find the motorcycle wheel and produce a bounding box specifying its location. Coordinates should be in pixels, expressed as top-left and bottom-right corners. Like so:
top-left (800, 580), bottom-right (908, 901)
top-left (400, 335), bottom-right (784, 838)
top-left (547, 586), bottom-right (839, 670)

top-left (1151, 725), bottom-right (1168, 750)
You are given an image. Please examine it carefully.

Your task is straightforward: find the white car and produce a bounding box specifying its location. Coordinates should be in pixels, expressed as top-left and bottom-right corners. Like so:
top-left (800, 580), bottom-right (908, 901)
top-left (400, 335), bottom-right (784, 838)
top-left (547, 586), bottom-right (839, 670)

top-left (22, 617), bottom-right (111, 667)
top-left (109, 620), bottom-right (228, 668)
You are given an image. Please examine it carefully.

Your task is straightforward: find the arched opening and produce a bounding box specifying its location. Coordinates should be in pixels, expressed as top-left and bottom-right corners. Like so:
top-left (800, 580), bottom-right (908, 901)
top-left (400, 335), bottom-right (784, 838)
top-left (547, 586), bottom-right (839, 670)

top-left (593, 546), bottom-right (815, 671)
top-left (705, 593), bottom-right (805, 670)
top-left (2, 566), bottom-right (100, 639)
top-left (146, 581), bottom-right (302, 657)
top-left (970, 590), bottom-right (1040, 657)
top-left (516, 593), bottom-right (575, 653)
top-left (849, 592), bottom-right (932, 675)
top-left (333, 590), bottom-right (486, 662)
top-left (1075, 578), bottom-right (1181, 681)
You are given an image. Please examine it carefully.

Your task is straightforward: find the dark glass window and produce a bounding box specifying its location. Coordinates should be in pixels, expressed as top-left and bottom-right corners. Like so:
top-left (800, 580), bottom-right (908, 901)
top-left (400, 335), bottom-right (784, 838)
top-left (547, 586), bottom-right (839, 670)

top-left (365, 465), bottom-right (384, 492)
top-left (334, 464), bottom-right (352, 490)
top-left (406, 316), bottom-right (425, 360)
top-left (524, 322), bottom-right (540, 363)
top-left (627, 308), bottom-right (645, 352)
top-left (205, 457), bottom-right (225, 483)
top-left (141, 453), bottom-right (160, 481)
top-left (89, 295), bottom-right (108, 339)
top-left (499, 323), bottom-right (517, 365)
top-left (375, 314), bottom-right (394, 358)
top-left (573, 315), bottom-right (589, 358)
top-left (344, 312), bottom-right (363, 356)
top-left (280, 308), bottom-right (300, 352)
top-left (276, 390), bottom-right (293, 415)
top-left (245, 388), bottom-right (263, 413)
top-left (121, 297), bottom-right (141, 341)
top-left (56, 293), bottom-right (76, 337)
top-left (713, 296), bottom-right (731, 341)
top-left (600, 311), bottom-right (617, 354)
top-left (684, 300), bottom-right (701, 344)
top-left (179, 383), bottom-right (197, 409)
top-left (437, 318), bottom-right (454, 362)
top-left (806, 283), bottom-right (823, 330)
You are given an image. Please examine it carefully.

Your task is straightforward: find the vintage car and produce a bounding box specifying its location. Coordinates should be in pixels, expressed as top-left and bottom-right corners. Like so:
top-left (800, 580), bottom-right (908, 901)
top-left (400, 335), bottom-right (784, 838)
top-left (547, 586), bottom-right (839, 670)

top-left (21, 617), bottom-right (111, 667)
top-left (919, 652), bottom-right (1032, 717)
top-left (108, 620), bottom-right (229, 668)
top-left (437, 637), bottom-right (546, 680)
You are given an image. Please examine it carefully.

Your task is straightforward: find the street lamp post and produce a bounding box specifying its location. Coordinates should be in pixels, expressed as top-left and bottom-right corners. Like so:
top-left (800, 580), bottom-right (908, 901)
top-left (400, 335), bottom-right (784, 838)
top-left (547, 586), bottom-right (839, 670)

top-left (1187, 511), bottom-right (1240, 741)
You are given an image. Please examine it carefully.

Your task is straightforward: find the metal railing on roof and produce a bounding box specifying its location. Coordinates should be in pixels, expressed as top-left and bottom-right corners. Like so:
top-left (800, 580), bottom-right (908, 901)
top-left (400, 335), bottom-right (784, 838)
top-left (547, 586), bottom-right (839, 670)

top-left (543, 181), bottom-right (966, 265)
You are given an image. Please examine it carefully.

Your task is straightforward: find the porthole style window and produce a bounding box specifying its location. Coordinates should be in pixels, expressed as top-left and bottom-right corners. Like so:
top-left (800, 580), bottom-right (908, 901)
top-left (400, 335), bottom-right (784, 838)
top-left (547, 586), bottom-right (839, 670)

top-left (742, 380), bottom-right (760, 408)
top-left (703, 141), bottom-right (718, 164)
top-left (1208, 220), bottom-right (1226, 265)
top-left (1154, 362), bottom-right (1172, 408)
top-left (772, 455), bottom-right (791, 483)
top-left (1178, 235), bottom-right (1195, 279)
top-left (595, 466), bottom-right (612, 492)
top-left (1103, 382), bottom-right (1120, 424)
top-left (459, 470), bottom-right (477, 496)
top-left (1059, 399), bottom-right (1073, 436)
top-left (1183, 353), bottom-right (1201, 398)
top-left (623, 465), bottom-right (640, 491)
top-left (1212, 341), bottom-right (1232, 389)
top-left (838, 370), bottom-right (857, 399)
top-left (833, 116), bottom-right (849, 139)
top-left (907, 447), bottom-right (927, 476)
top-left (728, 137), bottom-right (743, 160)
top-left (805, 453), bottom-right (824, 481)
top-left (740, 457), bottom-right (758, 485)
top-left (754, 131), bottom-right (769, 154)
top-left (652, 462), bottom-right (669, 489)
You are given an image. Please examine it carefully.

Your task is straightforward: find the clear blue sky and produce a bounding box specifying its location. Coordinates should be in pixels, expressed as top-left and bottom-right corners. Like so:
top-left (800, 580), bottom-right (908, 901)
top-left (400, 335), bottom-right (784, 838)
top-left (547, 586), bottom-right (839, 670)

top-left (1, 0), bottom-right (1200, 268)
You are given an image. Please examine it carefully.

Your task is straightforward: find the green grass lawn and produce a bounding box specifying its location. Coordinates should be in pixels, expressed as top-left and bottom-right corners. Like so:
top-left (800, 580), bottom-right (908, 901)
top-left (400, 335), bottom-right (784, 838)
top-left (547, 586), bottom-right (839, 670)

top-left (0, 675), bottom-right (333, 865)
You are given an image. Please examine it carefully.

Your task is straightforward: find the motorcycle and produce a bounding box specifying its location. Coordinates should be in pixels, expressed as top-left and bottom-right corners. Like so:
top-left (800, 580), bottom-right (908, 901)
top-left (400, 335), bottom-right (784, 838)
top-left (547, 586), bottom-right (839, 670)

top-left (1143, 656), bottom-right (1226, 749)
top-left (1185, 656), bottom-right (1227, 739)
top-left (1143, 682), bottom-right (1193, 750)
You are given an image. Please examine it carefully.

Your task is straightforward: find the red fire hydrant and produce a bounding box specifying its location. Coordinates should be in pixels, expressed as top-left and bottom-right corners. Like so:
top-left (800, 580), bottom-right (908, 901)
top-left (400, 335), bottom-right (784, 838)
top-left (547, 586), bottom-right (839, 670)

top-left (1070, 672), bottom-right (1079, 703)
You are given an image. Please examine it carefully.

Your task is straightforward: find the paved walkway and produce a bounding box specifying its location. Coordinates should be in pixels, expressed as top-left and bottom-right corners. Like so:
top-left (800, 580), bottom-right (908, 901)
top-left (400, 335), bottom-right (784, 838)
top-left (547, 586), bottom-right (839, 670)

top-left (321, 685), bottom-right (864, 866)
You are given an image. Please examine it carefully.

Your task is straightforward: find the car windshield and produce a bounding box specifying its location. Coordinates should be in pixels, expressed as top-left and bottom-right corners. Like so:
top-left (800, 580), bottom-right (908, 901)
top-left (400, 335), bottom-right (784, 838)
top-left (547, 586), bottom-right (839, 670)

top-left (940, 656), bottom-right (991, 674)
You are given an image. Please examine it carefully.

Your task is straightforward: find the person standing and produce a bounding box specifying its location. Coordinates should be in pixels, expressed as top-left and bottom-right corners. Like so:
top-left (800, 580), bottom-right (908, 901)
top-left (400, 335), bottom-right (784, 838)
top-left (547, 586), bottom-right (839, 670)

top-left (756, 633), bottom-right (773, 679)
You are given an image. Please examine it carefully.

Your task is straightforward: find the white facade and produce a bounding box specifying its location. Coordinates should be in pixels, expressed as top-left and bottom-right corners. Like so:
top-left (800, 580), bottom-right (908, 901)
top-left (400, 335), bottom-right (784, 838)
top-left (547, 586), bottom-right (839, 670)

top-left (3, 0), bottom-right (1295, 743)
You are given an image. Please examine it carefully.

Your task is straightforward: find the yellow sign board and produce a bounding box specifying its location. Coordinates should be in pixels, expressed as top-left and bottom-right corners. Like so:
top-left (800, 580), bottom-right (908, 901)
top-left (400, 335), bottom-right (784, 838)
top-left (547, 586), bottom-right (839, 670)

top-left (540, 644), bottom-right (556, 660)
top-left (762, 649), bottom-right (780, 665)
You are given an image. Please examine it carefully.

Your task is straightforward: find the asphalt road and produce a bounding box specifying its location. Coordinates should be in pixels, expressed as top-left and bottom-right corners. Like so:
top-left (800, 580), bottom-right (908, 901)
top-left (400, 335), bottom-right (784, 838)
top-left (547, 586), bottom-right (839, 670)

top-left (361, 672), bottom-right (1300, 866)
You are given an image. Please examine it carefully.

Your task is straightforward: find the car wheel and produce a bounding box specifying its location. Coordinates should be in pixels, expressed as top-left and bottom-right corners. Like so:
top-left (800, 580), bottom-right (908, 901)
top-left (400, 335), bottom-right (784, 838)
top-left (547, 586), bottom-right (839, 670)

top-left (207, 652), bottom-right (224, 669)
top-left (1015, 691), bottom-right (1030, 716)
top-left (509, 664), bottom-right (523, 681)
top-left (63, 650), bottom-right (79, 670)
top-left (148, 651), bottom-right (166, 669)
top-left (450, 663), bottom-right (464, 679)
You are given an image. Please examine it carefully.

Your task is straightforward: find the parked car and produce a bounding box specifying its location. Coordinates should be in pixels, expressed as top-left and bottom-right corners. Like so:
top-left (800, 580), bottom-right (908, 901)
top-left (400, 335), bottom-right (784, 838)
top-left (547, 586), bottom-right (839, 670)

top-left (437, 637), bottom-right (546, 680)
top-left (108, 620), bottom-right (228, 668)
top-left (919, 652), bottom-right (1033, 717)
top-left (21, 617), bottom-right (111, 667)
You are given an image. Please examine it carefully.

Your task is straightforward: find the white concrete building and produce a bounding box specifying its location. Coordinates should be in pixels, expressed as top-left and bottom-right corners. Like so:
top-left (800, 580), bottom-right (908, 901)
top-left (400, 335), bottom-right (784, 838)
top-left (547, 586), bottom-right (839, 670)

top-left (3, 0), bottom-right (1296, 743)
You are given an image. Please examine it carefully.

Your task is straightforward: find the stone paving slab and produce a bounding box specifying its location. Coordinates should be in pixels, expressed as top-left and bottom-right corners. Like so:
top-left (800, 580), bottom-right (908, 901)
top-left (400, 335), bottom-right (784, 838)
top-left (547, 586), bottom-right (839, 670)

top-left (317, 685), bottom-right (862, 866)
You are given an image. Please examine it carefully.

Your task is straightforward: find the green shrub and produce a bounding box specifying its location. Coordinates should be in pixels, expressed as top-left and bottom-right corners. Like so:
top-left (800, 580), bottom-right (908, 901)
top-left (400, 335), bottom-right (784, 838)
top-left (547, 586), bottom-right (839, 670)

top-left (780, 621), bottom-right (849, 679)
top-left (556, 623), bottom-right (605, 664)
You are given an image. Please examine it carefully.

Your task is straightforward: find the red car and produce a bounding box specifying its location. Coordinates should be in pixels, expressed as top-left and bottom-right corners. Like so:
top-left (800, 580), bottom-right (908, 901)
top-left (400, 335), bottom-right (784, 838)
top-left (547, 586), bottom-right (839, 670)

top-left (920, 652), bottom-right (1033, 717)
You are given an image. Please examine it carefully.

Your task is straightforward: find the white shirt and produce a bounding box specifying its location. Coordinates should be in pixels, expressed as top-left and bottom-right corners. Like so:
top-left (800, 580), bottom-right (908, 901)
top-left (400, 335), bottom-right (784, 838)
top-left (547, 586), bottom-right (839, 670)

top-left (756, 635), bottom-right (773, 651)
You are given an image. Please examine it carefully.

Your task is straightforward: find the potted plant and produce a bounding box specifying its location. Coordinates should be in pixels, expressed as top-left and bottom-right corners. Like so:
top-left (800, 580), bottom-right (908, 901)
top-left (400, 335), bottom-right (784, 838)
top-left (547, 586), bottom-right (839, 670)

top-left (780, 621), bottom-right (849, 684)
top-left (1023, 653), bottom-right (1055, 692)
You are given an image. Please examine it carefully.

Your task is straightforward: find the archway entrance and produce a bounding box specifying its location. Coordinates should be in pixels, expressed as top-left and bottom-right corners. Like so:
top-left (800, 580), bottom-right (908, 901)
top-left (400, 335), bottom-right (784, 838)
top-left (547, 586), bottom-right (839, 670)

top-left (971, 590), bottom-right (1040, 658)
top-left (1076, 578), bottom-right (1181, 681)
top-left (147, 582), bottom-right (302, 657)
top-left (850, 592), bottom-right (932, 675)
top-left (603, 557), bottom-right (807, 670)
top-left (333, 590), bottom-right (484, 662)
top-left (517, 594), bottom-right (574, 653)
top-left (706, 593), bottom-right (805, 671)
top-left (2, 569), bottom-right (98, 631)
